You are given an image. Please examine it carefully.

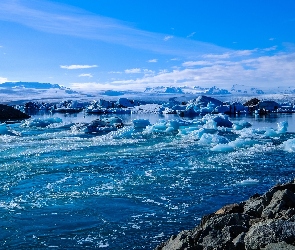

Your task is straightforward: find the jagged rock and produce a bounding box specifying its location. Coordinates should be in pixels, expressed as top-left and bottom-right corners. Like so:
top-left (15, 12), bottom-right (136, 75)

top-left (261, 242), bottom-right (295, 250)
top-left (261, 189), bottom-right (295, 218)
top-left (244, 220), bottom-right (295, 249)
top-left (243, 195), bottom-right (267, 217)
top-left (154, 231), bottom-right (195, 250)
top-left (155, 180), bottom-right (295, 250)
top-left (0, 104), bottom-right (30, 120)
top-left (215, 203), bottom-right (243, 215)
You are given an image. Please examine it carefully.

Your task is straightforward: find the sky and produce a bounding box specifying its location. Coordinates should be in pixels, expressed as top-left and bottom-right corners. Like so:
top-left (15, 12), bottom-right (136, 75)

top-left (0, 0), bottom-right (295, 92)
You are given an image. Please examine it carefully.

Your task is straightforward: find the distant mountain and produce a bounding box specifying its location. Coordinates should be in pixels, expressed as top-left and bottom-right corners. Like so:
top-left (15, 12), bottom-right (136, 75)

top-left (144, 86), bottom-right (184, 94)
top-left (0, 81), bottom-right (82, 103)
top-left (230, 84), bottom-right (265, 95)
top-left (0, 82), bottom-right (62, 89)
top-left (144, 86), bottom-right (230, 95)
top-left (230, 84), bottom-right (295, 95)
top-left (196, 86), bottom-right (231, 95)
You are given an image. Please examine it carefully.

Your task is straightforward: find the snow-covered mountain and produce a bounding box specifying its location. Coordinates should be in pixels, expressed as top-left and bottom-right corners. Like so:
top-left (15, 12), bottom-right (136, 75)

top-left (144, 86), bottom-right (184, 94)
top-left (144, 86), bottom-right (230, 95)
top-left (0, 81), bottom-right (83, 103)
top-left (230, 84), bottom-right (295, 95)
top-left (144, 84), bottom-right (295, 96)
top-left (0, 82), bottom-right (62, 89)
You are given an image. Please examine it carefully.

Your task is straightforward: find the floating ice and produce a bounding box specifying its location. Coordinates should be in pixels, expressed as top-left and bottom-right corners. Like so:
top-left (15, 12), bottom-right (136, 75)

top-left (110, 126), bottom-right (135, 139)
top-left (116, 98), bottom-right (138, 108)
top-left (203, 120), bottom-right (217, 130)
top-left (133, 119), bottom-right (150, 129)
top-left (277, 121), bottom-right (288, 134)
top-left (264, 121), bottom-right (288, 137)
top-left (144, 120), bottom-right (168, 134)
top-left (264, 128), bottom-right (279, 137)
top-left (282, 138), bottom-right (295, 152)
top-left (83, 117), bottom-right (123, 134)
top-left (210, 143), bottom-right (234, 152)
top-left (202, 114), bottom-right (233, 128)
top-left (232, 120), bottom-right (252, 130)
top-left (22, 117), bottom-right (63, 128)
top-left (238, 178), bottom-right (259, 185)
top-left (211, 138), bottom-right (259, 152)
top-left (0, 123), bottom-right (9, 135)
top-left (198, 133), bottom-right (229, 145)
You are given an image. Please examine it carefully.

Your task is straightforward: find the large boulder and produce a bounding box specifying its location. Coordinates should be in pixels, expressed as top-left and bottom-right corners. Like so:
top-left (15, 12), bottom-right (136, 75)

top-left (0, 104), bottom-right (30, 120)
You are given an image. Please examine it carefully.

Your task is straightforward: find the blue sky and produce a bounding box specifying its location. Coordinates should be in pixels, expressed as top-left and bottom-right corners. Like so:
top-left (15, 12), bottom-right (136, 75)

top-left (0, 0), bottom-right (295, 91)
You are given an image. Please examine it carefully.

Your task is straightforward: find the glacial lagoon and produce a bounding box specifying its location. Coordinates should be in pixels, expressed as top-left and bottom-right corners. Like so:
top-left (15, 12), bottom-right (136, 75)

top-left (1, 111), bottom-right (295, 249)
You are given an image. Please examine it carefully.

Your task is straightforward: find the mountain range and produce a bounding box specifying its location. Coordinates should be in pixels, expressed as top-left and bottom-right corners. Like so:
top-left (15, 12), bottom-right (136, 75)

top-left (1, 81), bottom-right (295, 104)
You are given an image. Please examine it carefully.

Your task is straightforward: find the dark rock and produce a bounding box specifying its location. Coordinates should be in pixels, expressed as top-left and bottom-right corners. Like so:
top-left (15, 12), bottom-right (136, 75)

top-left (261, 189), bottom-right (295, 218)
top-left (261, 242), bottom-right (295, 250)
top-left (244, 219), bottom-right (295, 249)
top-left (0, 104), bottom-right (30, 120)
top-left (215, 203), bottom-right (243, 215)
top-left (155, 180), bottom-right (295, 250)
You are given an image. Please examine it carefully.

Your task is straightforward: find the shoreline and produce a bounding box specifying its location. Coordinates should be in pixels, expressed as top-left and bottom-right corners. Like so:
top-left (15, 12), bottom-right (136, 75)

top-left (156, 179), bottom-right (295, 250)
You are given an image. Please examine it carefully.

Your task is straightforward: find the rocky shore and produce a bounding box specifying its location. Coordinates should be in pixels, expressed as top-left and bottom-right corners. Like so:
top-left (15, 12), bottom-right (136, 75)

top-left (0, 104), bottom-right (30, 120)
top-left (156, 180), bottom-right (295, 250)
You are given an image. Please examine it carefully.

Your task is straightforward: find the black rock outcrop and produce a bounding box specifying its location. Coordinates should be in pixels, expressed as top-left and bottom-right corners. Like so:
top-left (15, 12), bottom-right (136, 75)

top-left (0, 104), bottom-right (30, 120)
top-left (156, 180), bottom-right (295, 250)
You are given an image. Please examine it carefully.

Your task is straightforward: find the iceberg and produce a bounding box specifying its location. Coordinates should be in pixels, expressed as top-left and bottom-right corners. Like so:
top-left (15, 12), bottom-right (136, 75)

top-left (282, 138), bottom-right (295, 152)
top-left (22, 117), bottom-right (63, 128)
top-left (201, 114), bottom-right (233, 128)
top-left (83, 117), bottom-right (124, 134)
top-left (0, 123), bottom-right (9, 135)
top-left (133, 119), bottom-right (151, 129)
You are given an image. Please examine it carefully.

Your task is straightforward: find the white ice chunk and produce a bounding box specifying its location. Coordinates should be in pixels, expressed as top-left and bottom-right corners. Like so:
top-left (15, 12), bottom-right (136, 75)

top-left (211, 144), bottom-right (235, 152)
top-left (22, 117), bottom-right (63, 127)
top-left (264, 121), bottom-right (288, 137)
top-left (238, 178), bottom-right (259, 185)
top-left (202, 114), bottom-right (233, 128)
top-left (264, 128), bottom-right (279, 137)
top-left (277, 121), bottom-right (288, 134)
top-left (282, 138), bottom-right (295, 152)
top-left (199, 133), bottom-right (229, 145)
top-left (211, 138), bottom-right (259, 152)
top-left (232, 120), bottom-right (252, 130)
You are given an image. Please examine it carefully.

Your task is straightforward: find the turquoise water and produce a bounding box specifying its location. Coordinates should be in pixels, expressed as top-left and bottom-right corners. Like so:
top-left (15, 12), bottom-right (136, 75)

top-left (1, 112), bottom-right (295, 249)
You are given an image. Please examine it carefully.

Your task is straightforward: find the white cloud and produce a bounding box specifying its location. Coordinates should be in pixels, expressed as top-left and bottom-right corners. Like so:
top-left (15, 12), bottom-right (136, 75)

top-left (203, 53), bottom-right (231, 59)
top-left (0, 77), bottom-right (8, 83)
top-left (60, 65), bottom-right (98, 70)
top-left (143, 69), bottom-right (155, 77)
top-left (78, 73), bottom-right (93, 77)
top-left (108, 71), bottom-right (123, 74)
top-left (263, 46), bottom-right (277, 52)
top-left (109, 52), bottom-right (295, 90)
top-left (125, 68), bottom-right (141, 74)
top-left (187, 32), bottom-right (196, 38)
top-left (164, 36), bottom-right (174, 41)
top-left (0, 1), bottom-right (228, 58)
top-left (182, 61), bottom-right (213, 67)
top-left (148, 59), bottom-right (158, 63)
